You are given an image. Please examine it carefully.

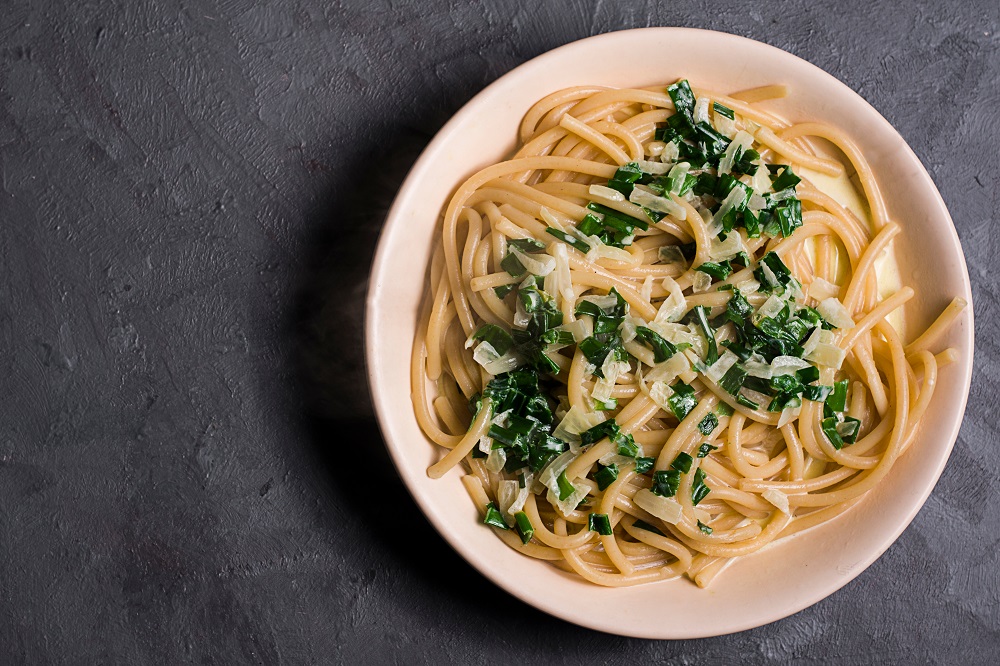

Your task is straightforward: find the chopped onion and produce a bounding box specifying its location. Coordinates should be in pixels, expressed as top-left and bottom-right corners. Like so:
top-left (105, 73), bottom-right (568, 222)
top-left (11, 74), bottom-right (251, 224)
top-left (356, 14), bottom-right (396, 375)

top-left (748, 194), bottom-right (768, 211)
top-left (666, 161), bottom-right (691, 194)
top-left (557, 318), bottom-right (590, 344)
top-left (619, 316), bottom-right (639, 344)
top-left (645, 352), bottom-right (690, 383)
top-left (711, 185), bottom-right (747, 233)
top-left (629, 186), bottom-right (686, 219)
top-left (655, 277), bottom-right (687, 322)
top-left (552, 405), bottom-right (606, 452)
top-left (692, 271), bottom-right (713, 293)
top-left (805, 341), bottom-right (846, 369)
top-left (715, 114), bottom-right (737, 138)
top-left (737, 278), bottom-right (761, 295)
top-left (548, 242), bottom-right (572, 311)
top-left (635, 159), bottom-right (672, 174)
top-left (818, 297), bottom-right (856, 329)
top-left (592, 357), bottom-right (629, 403)
top-left (709, 231), bottom-right (747, 262)
top-left (658, 244), bottom-right (687, 265)
top-left (762, 488), bottom-right (790, 514)
top-left (478, 434), bottom-right (492, 455)
top-left (757, 294), bottom-right (786, 320)
top-left (546, 484), bottom-right (588, 518)
top-left (717, 130), bottom-right (754, 175)
top-left (777, 402), bottom-right (801, 428)
top-left (538, 450), bottom-right (576, 492)
top-left (752, 157), bottom-right (771, 194)
top-left (770, 355), bottom-right (812, 375)
top-left (809, 277), bottom-right (841, 301)
top-left (758, 259), bottom-right (779, 290)
top-left (645, 141), bottom-right (666, 157)
top-left (647, 321), bottom-right (704, 356)
top-left (648, 380), bottom-right (673, 412)
top-left (705, 349), bottom-right (740, 383)
top-left (633, 488), bottom-right (683, 524)
top-left (589, 184), bottom-right (626, 202)
top-left (485, 448), bottom-right (507, 473)
top-left (660, 141), bottom-right (680, 163)
top-left (641, 275), bottom-right (653, 302)
top-left (599, 453), bottom-right (640, 467)
top-left (693, 97), bottom-right (710, 124)
top-left (473, 341), bottom-right (523, 375)
top-left (510, 246), bottom-right (555, 277)
top-left (802, 327), bottom-right (823, 356)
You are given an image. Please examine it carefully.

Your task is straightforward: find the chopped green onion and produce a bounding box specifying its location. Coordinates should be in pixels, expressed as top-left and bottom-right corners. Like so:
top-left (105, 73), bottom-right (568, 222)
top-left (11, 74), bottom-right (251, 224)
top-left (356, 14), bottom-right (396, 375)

top-left (514, 511), bottom-right (534, 544)
top-left (697, 443), bottom-right (718, 458)
top-left (580, 418), bottom-right (621, 446)
top-left (697, 413), bottom-right (718, 436)
top-left (632, 519), bottom-right (666, 536)
top-left (546, 227), bottom-right (591, 254)
top-left (691, 468), bottom-right (710, 505)
top-left (509, 238), bottom-right (546, 253)
top-left (671, 452), bottom-right (693, 473)
top-left (472, 324), bottom-right (514, 355)
top-left (696, 261), bottom-right (733, 280)
top-left (827, 379), bottom-right (849, 413)
top-left (652, 469), bottom-right (681, 497)
top-left (697, 520), bottom-right (713, 535)
top-left (667, 79), bottom-right (696, 118)
top-left (719, 363), bottom-right (747, 396)
top-left (556, 470), bottom-right (576, 501)
top-left (802, 384), bottom-right (833, 402)
top-left (691, 306), bottom-right (719, 365)
top-left (770, 166), bottom-right (801, 192)
top-left (634, 457), bottom-right (655, 474)
top-left (483, 503), bottom-right (509, 530)
top-left (634, 326), bottom-right (679, 363)
top-left (667, 381), bottom-right (698, 421)
top-left (493, 284), bottom-right (515, 299)
top-left (712, 102), bottom-right (735, 119)
top-left (500, 252), bottom-right (526, 276)
top-left (616, 433), bottom-right (640, 458)
top-left (588, 513), bottom-right (613, 536)
top-left (595, 463), bottom-right (619, 491)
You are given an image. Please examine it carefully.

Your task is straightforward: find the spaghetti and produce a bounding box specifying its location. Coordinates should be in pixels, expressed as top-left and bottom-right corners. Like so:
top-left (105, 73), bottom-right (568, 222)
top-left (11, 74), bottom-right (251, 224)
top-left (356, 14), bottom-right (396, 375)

top-left (410, 79), bottom-right (965, 588)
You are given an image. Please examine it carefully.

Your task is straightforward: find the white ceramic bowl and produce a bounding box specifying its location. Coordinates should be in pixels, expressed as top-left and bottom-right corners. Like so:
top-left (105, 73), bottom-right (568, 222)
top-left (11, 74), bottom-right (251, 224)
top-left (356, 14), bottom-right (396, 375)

top-left (365, 28), bottom-right (974, 638)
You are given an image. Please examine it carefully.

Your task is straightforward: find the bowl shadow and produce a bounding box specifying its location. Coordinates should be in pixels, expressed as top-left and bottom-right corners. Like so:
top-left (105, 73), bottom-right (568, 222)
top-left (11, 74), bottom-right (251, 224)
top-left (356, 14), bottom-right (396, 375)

top-left (287, 124), bottom-right (562, 629)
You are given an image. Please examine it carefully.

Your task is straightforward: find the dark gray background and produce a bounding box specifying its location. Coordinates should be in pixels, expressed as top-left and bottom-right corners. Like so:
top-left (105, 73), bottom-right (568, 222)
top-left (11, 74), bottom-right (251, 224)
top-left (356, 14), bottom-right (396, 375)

top-left (1, 0), bottom-right (997, 663)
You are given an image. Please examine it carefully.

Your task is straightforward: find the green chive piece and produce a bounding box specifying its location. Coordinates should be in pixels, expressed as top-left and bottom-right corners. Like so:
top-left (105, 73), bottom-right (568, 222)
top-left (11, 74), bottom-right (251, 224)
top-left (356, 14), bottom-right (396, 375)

top-left (697, 443), bottom-right (718, 458)
top-left (483, 503), bottom-right (509, 530)
top-left (588, 513), bottom-right (613, 536)
top-left (595, 463), bottom-right (619, 491)
top-left (556, 470), bottom-right (576, 501)
top-left (514, 511), bottom-right (534, 544)
top-left (691, 468), bottom-right (710, 505)
top-left (697, 413), bottom-right (719, 436)
top-left (697, 520), bottom-right (713, 535)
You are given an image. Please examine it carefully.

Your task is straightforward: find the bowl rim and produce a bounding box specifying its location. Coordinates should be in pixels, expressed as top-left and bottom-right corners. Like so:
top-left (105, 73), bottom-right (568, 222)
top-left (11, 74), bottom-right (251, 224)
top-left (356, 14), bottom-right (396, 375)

top-left (364, 26), bottom-right (975, 638)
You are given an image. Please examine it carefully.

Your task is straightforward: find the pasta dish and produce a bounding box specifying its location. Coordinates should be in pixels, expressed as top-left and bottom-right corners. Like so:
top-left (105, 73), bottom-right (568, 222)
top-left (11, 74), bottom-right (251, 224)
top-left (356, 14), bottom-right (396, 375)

top-left (409, 79), bottom-right (965, 587)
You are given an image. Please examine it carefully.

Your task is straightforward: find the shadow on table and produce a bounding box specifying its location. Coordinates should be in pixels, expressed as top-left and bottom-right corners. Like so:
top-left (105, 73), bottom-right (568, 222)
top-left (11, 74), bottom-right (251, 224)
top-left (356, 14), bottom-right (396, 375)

top-left (288, 125), bottom-right (557, 627)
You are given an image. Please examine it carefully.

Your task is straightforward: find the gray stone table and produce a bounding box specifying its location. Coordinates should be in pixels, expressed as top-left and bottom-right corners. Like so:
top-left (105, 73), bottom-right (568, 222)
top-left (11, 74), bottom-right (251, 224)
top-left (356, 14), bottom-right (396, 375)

top-left (1, 0), bottom-right (997, 663)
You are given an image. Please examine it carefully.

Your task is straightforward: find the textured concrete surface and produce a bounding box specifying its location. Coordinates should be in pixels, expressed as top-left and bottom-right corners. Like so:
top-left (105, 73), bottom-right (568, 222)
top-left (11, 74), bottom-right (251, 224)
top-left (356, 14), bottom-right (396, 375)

top-left (1, 0), bottom-right (998, 663)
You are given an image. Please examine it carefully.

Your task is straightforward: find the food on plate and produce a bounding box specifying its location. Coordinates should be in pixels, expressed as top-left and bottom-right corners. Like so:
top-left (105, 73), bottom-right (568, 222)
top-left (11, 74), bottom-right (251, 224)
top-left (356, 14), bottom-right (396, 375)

top-left (410, 79), bottom-right (965, 587)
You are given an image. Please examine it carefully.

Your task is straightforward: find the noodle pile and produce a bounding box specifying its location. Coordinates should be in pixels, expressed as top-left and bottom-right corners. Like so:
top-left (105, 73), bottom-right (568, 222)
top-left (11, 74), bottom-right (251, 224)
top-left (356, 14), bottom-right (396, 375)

top-left (410, 80), bottom-right (965, 587)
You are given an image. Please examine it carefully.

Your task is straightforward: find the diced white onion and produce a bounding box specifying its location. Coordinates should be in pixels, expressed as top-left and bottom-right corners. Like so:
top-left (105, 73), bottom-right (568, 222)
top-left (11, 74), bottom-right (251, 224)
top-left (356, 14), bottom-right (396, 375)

top-left (546, 484), bottom-right (588, 518)
top-left (809, 277), bottom-right (841, 301)
top-left (486, 448), bottom-right (507, 474)
top-left (666, 162), bottom-right (691, 194)
top-left (658, 244), bottom-right (687, 265)
top-left (762, 488), bottom-right (790, 514)
top-left (737, 278), bottom-right (761, 295)
top-left (645, 352), bottom-right (690, 384)
top-left (510, 246), bottom-right (555, 277)
top-left (629, 186), bottom-right (687, 219)
top-left (705, 350), bottom-right (740, 383)
top-left (645, 141), bottom-right (666, 157)
top-left (473, 341), bottom-right (523, 375)
top-left (636, 159), bottom-right (672, 174)
top-left (478, 434), bottom-right (492, 455)
top-left (655, 277), bottom-right (687, 323)
top-left (717, 130), bottom-right (754, 175)
top-left (805, 342), bottom-right (846, 369)
top-left (581, 294), bottom-right (619, 311)
top-left (660, 141), bottom-right (680, 163)
top-left (818, 297), bottom-right (856, 329)
top-left (598, 453), bottom-right (641, 467)
top-left (693, 97), bottom-right (710, 124)
top-left (752, 158), bottom-right (771, 194)
top-left (709, 232), bottom-right (747, 262)
top-left (715, 114), bottom-right (738, 138)
top-left (710, 184), bottom-right (747, 234)
top-left (633, 489), bottom-right (684, 524)
top-left (770, 355), bottom-right (812, 375)
top-left (592, 357), bottom-right (629, 403)
top-left (748, 194), bottom-right (768, 211)
top-left (802, 327), bottom-right (823, 356)
top-left (777, 402), bottom-right (801, 428)
top-left (552, 405), bottom-right (605, 452)
top-left (620, 317), bottom-right (638, 344)
top-left (538, 450), bottom-right (576, 493)
top-left (641, 275), bottom-right (653, 303)
top-left (648, 380), bottom-right (673, 412)
top-left (557, 318), bottom-right (590, 344)
top-left (757, 294), bottom-right (786, 320)
top-left (589, 184), bottom-right (626, 202)
top-left (692, 271), bottom-right (713, 293)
